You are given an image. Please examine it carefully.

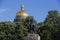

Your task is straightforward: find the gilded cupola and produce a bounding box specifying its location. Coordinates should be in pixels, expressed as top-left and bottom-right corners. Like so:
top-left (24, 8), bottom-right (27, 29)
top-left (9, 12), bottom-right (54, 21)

top-left (16, 4), bottom-right (29, 17)
top-left (14, 4), bottom-right (29, 22)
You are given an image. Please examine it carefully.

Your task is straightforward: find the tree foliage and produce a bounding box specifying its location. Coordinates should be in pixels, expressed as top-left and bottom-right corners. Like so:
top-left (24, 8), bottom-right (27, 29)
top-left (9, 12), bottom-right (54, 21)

top-left (0, 10), bottom-right (60, 40)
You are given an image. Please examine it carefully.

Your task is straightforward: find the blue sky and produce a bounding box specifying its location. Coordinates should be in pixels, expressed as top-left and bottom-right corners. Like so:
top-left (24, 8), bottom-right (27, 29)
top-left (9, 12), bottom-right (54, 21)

top-left (0, 0), bottom-right (60, 22)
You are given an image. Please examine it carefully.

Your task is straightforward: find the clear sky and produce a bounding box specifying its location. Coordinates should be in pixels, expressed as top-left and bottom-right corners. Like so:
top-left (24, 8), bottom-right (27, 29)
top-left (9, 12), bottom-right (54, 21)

top-left (0, 0), bottom-right (60, 22)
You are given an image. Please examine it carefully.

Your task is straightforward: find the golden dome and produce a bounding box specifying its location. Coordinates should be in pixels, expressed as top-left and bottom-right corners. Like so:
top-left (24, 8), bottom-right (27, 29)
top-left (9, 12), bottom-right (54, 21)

top-left (16, 10), bottom-right (28, 17)
top-left (16, 4), bottom-right (29, 17)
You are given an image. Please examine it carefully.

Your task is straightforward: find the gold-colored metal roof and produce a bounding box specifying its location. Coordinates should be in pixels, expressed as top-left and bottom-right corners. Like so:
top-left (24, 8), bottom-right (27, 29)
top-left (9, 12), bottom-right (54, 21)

top-left (16, 10), bottom-right (29, 17)
top-left (16, 4), bottom-right (29, 17)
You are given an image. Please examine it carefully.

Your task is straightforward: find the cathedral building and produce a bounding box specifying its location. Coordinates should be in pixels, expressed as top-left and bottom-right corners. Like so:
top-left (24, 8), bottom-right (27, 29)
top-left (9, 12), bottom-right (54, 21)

top-left (14, 4), bottom-right (29, 22)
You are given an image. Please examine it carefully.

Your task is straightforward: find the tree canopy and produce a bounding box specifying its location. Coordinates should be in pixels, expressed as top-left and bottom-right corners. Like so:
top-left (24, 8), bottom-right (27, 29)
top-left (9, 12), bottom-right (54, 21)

top-left (0, 10), bottom-right (60, 40)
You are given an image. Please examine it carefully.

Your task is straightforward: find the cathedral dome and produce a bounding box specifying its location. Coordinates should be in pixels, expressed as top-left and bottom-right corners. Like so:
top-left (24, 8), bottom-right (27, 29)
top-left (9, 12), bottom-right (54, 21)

top-left (16, 10), bottom-right (28, 17)
top-left (16, 4), bottom-right (29, 17)
top-left (14, 4), bottom-right (29, 22)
